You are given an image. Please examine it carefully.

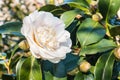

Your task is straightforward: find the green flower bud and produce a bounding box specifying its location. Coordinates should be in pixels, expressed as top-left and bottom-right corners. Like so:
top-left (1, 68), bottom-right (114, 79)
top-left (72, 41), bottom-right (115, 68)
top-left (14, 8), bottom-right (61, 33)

top-left (114, 47), bottom-right (120, 60)
top-left (79, 61), bottom-right (91, 73)
top-left (92, 12), bottom-right (103, 21)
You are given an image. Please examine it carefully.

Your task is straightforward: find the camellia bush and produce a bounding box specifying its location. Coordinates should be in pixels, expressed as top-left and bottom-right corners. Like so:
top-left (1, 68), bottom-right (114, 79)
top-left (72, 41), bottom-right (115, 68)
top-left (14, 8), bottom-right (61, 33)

top-left (0, 0), bottom-right (120, 80)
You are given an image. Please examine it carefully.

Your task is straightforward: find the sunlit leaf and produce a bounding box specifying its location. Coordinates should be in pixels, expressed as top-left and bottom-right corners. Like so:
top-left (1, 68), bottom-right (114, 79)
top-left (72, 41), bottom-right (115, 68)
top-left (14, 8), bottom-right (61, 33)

top-left (44, 72), bottom-right (67, 80)
top-left (77, 18), bottom-right (105, 46)
top-left (64, 0), bottom-right (89, 7)
top-left (60, 10), bottom-right (79, 27)
top-left (80, 39), bottom-right (116, 55)
top-left (16, 56), bottom-right (42, 80)
top-left (74, 72), bottom-right (94, 80)
top-left (66, 2), bottom-right (90, 14)
top-left (94, 51), bottom-right (115, 80)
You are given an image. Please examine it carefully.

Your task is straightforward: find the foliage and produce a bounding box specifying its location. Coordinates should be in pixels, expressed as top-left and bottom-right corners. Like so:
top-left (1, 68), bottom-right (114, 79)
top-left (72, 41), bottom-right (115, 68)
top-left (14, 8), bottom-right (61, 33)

top-left (0, 0), bottom-right (120, 80)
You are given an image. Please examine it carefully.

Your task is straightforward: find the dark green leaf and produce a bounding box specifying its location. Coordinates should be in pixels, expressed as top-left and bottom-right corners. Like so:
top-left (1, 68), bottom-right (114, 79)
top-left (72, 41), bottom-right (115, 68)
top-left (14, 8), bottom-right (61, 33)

top-left (80, 39), bottom-right (116, 55)
top-left (110, 26), bottom-right (120, 36)
top-left (77, 18), bottom-right (106, 46)
top-left (94, 51), bottom-right (115, 80)
top-left (16, 56), bottom-right (42, 80)
top-left (39, 5), bottom-right (58, 12)
top-left (118, 72), bottom-right (120, 80)
top-left (99, 0), bottom-right (120, 21)
top-left (60, 10), bottom-right (79, 27)
top-left (40, 4), bottom-right (66, 16)
top-left (66, 20), bottom-right (80, 46)
top-left (0, 22), bottom-right (22, 35)
top-left (74, 72), bottom-right (84, 80)
top-left (42, 53), bottom-right (79, 78)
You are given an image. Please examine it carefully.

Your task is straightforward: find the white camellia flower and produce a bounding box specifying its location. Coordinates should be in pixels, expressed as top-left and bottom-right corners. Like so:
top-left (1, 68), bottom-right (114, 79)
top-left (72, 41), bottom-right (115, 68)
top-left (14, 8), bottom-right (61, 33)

top-left (117, 9), bottom-right (120, 19)
top-left (21, 11), bottom-right (72, 63)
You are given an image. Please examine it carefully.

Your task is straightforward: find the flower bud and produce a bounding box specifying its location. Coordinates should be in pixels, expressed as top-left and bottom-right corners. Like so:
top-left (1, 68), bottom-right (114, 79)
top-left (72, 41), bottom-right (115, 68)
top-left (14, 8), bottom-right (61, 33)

top-left (114, 47), bottom-right (120, 60)
top-left (79, 61), bottom-right (91, 73)
top-left (92, 12), bottom-right (103, 21)
top-left (75, 14), bottom-right (82, 19)
top-left (18, 40), bottom-right (29, 51)
top-left (90, 0), bottom-right (98, 9)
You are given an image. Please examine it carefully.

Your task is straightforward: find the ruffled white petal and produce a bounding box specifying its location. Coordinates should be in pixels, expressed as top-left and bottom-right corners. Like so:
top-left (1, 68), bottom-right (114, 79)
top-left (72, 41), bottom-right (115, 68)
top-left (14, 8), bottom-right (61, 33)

top-left (21, 11), bottom-right (72, 63)
top-left (117, 9), bottom-right (120, 19)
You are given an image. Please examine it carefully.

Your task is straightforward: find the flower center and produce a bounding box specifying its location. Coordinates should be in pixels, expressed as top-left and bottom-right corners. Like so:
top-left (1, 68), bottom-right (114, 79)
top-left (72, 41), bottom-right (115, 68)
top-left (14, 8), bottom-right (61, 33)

top-left (34, 26), bottom-right (59, 51)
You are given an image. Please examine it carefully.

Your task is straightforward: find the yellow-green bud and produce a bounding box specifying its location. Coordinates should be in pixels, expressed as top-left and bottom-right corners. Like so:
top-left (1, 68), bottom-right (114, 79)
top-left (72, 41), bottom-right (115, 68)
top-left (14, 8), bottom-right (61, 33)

top-left (79, 61), bottom-right (91, 73)
top-left (92, 12), bottom-right (103, 21)
top-left (18, 40), bottom-right (29, 51)
top-left (114, 47), bottom-right (120, 60)
top-left (90, 0), bottom-right (98, 8)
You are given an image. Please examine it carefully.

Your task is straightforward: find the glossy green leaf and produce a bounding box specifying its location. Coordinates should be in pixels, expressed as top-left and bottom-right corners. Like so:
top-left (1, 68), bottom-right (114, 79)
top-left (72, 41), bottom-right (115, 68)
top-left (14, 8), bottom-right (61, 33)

top-left (94, 51), bottom-right (115, 80)
top-left (99, 0), bottom-right (120, 21)
top-left (40, 5), bottom-right (58, 12)
top-left (67, 2), bottom-right (90, 14)
top-left (44, 71), bottom-right (53, 80)
top-left (60, 10), bottom-right (79, 28)
top-left (84, 74), bottom-right (94, 80)
top-left (80, 39), bottom-right (116, 55)
top-left (54, 77), bottom-right (67, 80)
top-left (77, 18), bottom-right (106, 46)
top-left (0, 22), bottom-right (22, 35)
top-left (64, 0), bottom-right (89, 7)
top-left (40, 4), bottom-right (65, 16)
top-left (74, 72), bottom-right (84, 80)
top-left (44, 71), bottom-right (67, 80)
top-left (16, 56), bottom-right (42, 80)
top-left (74, 72), bottom-right (94, 80)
